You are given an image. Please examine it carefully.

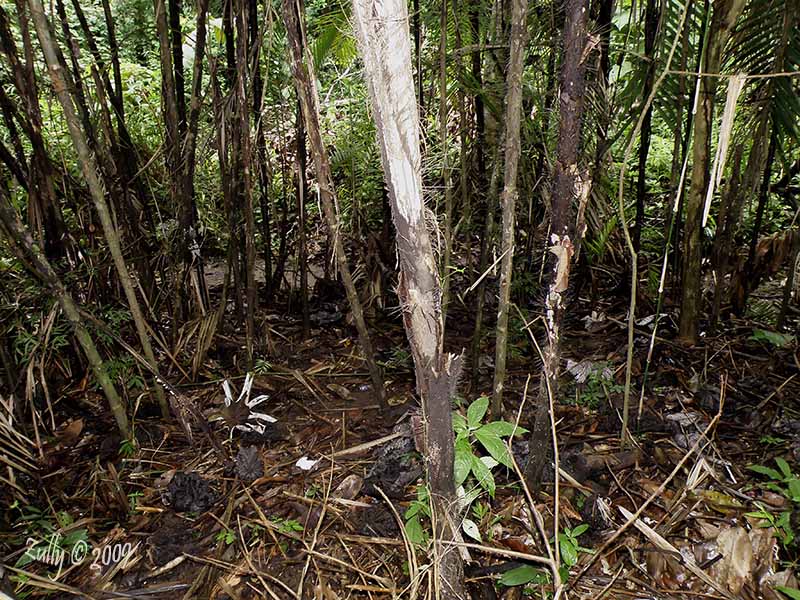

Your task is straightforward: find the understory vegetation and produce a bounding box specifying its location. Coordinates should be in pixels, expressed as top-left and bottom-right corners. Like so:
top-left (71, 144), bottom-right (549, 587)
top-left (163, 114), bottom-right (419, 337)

top-left (1, 0), bottom-right (800, 597)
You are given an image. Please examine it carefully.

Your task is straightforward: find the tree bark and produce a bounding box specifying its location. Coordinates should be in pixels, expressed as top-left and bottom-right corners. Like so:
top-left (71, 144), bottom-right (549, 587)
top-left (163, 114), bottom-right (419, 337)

top-left (524, 0), bottom-right (591, 491)
top-left (352, 0), bottom-right (466, 595)
top-left (234, 0), bottom-right (257, 365)
top-left (491, 0), bottom-right (529, 416)
top-left (282, 0), bottom-right (386, 406)
top-left (678, 0), bottom-right (745, 342)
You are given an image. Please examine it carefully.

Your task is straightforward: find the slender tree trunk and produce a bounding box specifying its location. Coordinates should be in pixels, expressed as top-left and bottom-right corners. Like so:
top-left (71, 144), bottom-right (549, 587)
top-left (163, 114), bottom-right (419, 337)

top-left (249, 0), bottom-right (273, 300)
top-left (296, 101), bottom-right (311, 337)
top-left (439, 0), bottom-right (454, 321)
top-left (710, 144), bottom-right (743, 327)
top-left (743, 129), bottom-right (777, 283)
top-left (234, 0), bottom-right (257, 365)
top-left (524, 0), bottom-right (591, 491)
top-left (633, 0), bottom-right (660, 254)
top-left (413, 0), bottom-right (423, 111)
top-left (678, 0), bottom-right (745, 342)
top-left (28, 0), bottom-right (169, 417)
top-left (169, 0), bottom-right (185, 132)
top-left (470, 145), bottom-right (500, 391)
top-left (672, 0), bottom-right (708, 279)
top-left (282, 0), bottom-right (386, 406)
top-left (352, 0), bottom-right (466, 595)
top-left (0, 5), bottom-right (65, 259)
top-left (491, 0), bottom-right (529, 416)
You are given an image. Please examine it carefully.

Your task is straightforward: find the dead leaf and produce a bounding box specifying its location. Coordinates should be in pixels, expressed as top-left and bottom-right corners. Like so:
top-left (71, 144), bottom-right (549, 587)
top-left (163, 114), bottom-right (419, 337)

top-left (710, 526), bottom-right (752, 594)
top-left (334, 474), bottom-right (363, 500)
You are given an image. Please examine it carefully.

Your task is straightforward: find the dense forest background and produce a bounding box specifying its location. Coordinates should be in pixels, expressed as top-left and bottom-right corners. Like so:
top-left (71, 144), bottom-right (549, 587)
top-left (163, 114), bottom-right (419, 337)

top-left (1, 0), bottom-right (800, 596)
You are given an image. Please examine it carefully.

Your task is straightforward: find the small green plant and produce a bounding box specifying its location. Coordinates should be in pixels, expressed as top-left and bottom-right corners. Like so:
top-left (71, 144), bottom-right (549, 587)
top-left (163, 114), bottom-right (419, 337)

top-left (498, 564), bottom-right (550, 589)
top-left (555, 523), bottom-right (592, 576)
top-left (404, 484), bottom-right (431, 546)
top-left (127, 491), bottom-right (144, 513)
top-left (453, 396), bottom-right (528, 499)
top-left (453, 396), bottom-right (527, 542)
top-left (567, 361), bottom-right (622, 408)
top-left (305, 483), bottom-right (322, 499)
top-left (119, 438), bottom-right (136, 457)
top-left (750, 328), bottom-right (794, 348)
top-left (215, 528), bottom-right (236, 546)
top-left (403, 397), bottom-right (527, 547)
top-left (272, 516), bottom-right (303, 535)
top-left (749, 458), bottom-right (800, 503)
top-left (760, 435), bottom-right (787, 446)
top-left (253, 358), bottom-right (273, 374)
top-left (747, 458), bottom-right (800, 548)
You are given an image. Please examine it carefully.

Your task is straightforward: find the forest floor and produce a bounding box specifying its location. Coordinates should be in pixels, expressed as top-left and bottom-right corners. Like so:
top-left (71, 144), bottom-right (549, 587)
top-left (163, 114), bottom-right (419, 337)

top-left (2, 267), bottom-right (800, 600)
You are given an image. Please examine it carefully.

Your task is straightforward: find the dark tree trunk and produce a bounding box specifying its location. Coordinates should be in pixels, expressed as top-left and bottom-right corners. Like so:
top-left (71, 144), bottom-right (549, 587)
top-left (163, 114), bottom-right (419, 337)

top-left (525, 0), bottom-right (591, 491)
top-left (0, 5), bottom-right (66, 259)
top-left (633, 0), bottom-right (660, 254)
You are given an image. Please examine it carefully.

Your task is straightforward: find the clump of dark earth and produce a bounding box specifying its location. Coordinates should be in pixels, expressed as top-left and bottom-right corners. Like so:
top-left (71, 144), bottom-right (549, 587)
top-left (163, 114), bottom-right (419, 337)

top-left (147, 515), bottom-right (200, 566)
top-left (357, 502), bottom-right (400, 537)
top-left (235, 445), bottom-right (264, 483)
top-left (236, 420), bottom-right (290, 444)
top-left (165, 471), bottom-right (218, 513)
top-left (364, 422), bottom-right (422, 498)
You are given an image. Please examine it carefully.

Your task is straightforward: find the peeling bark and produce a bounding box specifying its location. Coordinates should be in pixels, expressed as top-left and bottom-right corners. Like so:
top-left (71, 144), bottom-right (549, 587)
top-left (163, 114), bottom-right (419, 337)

top-left (352, 0), bottom-right (466, 595)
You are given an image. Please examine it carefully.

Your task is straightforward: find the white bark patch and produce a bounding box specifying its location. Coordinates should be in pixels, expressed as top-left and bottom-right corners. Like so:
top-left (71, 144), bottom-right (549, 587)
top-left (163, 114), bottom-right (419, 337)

top-left (352, 0), bottom-right (424, 225)
top-left (548, 234), bottom-right (575, 293)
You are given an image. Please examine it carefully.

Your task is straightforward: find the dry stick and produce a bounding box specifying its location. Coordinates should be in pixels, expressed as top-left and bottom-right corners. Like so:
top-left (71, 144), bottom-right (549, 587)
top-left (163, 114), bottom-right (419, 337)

top-left (296, 456), bottom-right (334, 596)
top-left (568, 385), bottom-right (724, 590)
top-left (513, 307), bottom-right (560, 573)
top-left (616, 0), bottom-right (690, 446)
top-left (236, 516), bottom-right (285, 600)
top-left (375, 485), bottom-right (421, 598)
top-left (508, 373), bottom-right (561, 593)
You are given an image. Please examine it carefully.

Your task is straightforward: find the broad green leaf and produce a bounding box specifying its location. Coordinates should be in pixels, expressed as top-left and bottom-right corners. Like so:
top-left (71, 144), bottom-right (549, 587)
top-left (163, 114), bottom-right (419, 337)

top-left (559, 536), bottom-right (578, 567)
top-left (456, 485), bottom-right (482, 511)
top-left (776, 458), bottom-right (793, 479)
top-left (454, 440), bottom-right (473, 487)
top-left (467, 397), bottom-right (489, 429)
top-left (474, 428), bottom-right (513, 468)
top-left (405, 504), bottom-right (420, 519)
top-left (452, 412), bottom-right (468, 433)
top-left (404, 516), bottom-right (426, 545)
top-left (571, 523), bottom-right (589, 537)
top-left (498, 565), bottom-right (548, 587)
top-left (787, 479), bottom-right (800, 502)
top-left (480, 456), bottom-right (499, 470)
top-left (749, 464), bottom-right (782, 480)
top-left (777, 587), bottom-right (800, 600)
top-left (479, 420), bottom-right (528, 437)
top-left (462, 518), bottom-right (482, 542)
top-left (471, 453), bottom-right (495, 497)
